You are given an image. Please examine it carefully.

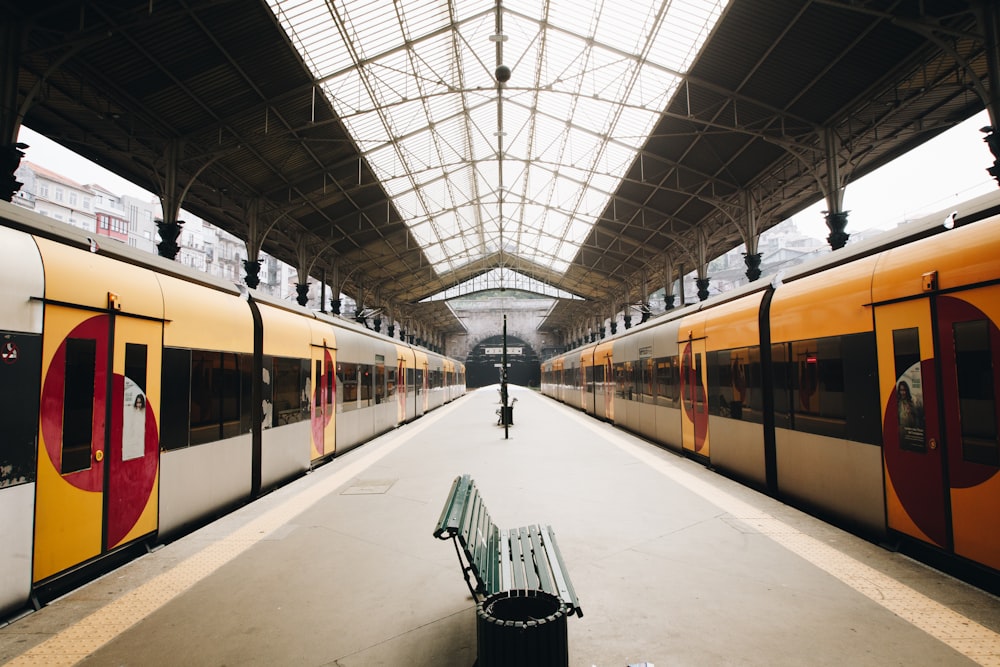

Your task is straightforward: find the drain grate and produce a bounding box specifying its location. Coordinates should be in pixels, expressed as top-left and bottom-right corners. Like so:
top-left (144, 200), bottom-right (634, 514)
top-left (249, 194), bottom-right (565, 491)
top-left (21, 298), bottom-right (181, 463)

top-left (341, 479), bottom-right (396, 495)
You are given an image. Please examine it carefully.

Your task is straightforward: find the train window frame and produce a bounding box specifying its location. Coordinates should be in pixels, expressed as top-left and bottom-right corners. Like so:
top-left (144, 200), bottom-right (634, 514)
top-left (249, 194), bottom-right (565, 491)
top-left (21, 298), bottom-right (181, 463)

top-left (189, 350), bottom-right (246, 445)
top-left (706, 347), bottom-right (762, 423)
top-left (654, 356), bottom-right (679, 406)
top-left (0, 333), bottom-right (40, 487)
top-left (892, 328), bottom-right (926, 453)
top-left (273, 356), bottom-right (308, 427)
top-left (339, 362), bottom-right (359, 412)
top-left (773, 333), bottom-right (880, 444)
top-left (359, 363), bottom-right (374, 407)
top-left (61, 337), bottom-right (97, 473)
top-left (953, 319), bottom-right (999, 466)
top-left (386, 366), bottom-right (397, 400)
top-left (160, 347), bottom-right (191, 450)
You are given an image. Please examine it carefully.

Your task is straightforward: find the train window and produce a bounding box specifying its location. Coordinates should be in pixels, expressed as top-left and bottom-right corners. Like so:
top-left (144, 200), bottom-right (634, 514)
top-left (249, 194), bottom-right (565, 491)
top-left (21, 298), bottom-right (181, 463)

top-left (339, 362), bottom-right (359, 411)
top-left (790, 339), bottom-right (846, 439)
top-left (842, 333), bottom-right (880, 445)
top-left (694, 352), bottom-right (705, 414)
top-left (189, 351), bottom-right (246, 445)
top-left (614, 362), bottom-right (626, 399)
top-left (0, 333), bottom-right (40, 487)
top-left (359, 363), bottom-right (373, 407)
top-left (387, 366), bottom-right (397, 400)
top-left (122, 344), bottom-right (148, 462)
top-left (639, 357), bottom-right (654, 403)
top-left (654, 356), bottom-right (678, 406)
top-left (707, 348), bottom-right (761, 423)
top-left (188, 351), bottom-right (218, 445)
top-left (62, 338), bottom-right (96, 473)
top-left (161, 348), bottom-right (191, 449)
top-left (314, 360), bottom-right (323, 408)
top-left (771, 343), bottom-right (792, 429)
top-left (325, 356), bottom-right (335, 412)
top-left (220, 353), bottom-right (243, 440)
top-left (892, 328), bottom-right (925, 452)
top-left (953, 320), bottom-right (999, 465)
top-left (271, 357), bottom-right (305, 426)
top-left (125, 343), bottom-right (147, 394)
top-left (775, 334), bottom-right (879, 444)
top-left (376, 363), bottom-right (386, 403)
top-left (585, 365), bottom-right (594, 393)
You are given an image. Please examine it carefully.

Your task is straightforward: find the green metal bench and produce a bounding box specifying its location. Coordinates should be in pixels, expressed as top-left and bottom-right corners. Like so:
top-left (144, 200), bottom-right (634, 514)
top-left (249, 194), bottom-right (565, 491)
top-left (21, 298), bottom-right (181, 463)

top-left (433, 474), bottom-right (583, 618)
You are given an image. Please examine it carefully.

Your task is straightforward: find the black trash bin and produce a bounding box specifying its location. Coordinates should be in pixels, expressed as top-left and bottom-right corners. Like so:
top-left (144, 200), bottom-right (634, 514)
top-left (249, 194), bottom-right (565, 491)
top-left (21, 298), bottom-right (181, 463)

top-left (476, 589), bottom-right (568, 667)
top-left (498, 405), bottom-right (514, 425)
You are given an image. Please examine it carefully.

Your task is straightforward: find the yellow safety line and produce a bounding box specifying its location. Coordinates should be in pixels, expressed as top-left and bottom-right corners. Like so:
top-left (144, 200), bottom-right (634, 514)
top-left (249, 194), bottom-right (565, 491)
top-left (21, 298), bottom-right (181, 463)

top-left (580, 416), bottom-right (1000, 666)
top-left (3, 403), bottom-right (456, 667)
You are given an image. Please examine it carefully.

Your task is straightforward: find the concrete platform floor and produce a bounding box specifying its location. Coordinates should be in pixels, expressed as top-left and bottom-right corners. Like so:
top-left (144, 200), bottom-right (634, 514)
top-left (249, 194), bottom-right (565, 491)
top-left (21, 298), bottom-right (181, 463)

top-left (2, 385), bottom-right (999, 666)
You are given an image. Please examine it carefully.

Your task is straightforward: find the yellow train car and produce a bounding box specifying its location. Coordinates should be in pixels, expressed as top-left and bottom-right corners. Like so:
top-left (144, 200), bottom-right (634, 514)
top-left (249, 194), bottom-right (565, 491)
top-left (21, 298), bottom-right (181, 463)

top-left (0, 199), bottom-right (466, 618)
top-left (539, 190), bottom-right (1000, 587)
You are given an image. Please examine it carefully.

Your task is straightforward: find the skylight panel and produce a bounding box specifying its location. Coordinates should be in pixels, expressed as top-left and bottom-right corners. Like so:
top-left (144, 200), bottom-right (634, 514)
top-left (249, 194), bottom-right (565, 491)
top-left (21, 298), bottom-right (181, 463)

top-left (267, 0), bottom-right (729, 285)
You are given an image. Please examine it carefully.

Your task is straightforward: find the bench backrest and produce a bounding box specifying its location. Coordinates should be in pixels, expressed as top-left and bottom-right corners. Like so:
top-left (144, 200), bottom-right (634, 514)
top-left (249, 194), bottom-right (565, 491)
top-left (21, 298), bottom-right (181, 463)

top-left (433, 474), bottom-right (499, 591)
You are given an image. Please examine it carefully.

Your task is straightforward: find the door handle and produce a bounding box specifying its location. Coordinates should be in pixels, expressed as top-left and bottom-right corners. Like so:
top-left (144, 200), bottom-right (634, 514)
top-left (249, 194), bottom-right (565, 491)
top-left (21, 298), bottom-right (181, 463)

top-left (95, 450), bottom-right (104, 462)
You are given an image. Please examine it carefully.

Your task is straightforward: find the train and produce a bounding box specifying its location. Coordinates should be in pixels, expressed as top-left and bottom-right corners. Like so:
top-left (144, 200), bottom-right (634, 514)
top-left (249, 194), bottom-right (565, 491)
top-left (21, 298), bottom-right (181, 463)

top-left (0, 199), bottom-right (465, 618)
top-left (542, 189), bottom-right (1000, 584)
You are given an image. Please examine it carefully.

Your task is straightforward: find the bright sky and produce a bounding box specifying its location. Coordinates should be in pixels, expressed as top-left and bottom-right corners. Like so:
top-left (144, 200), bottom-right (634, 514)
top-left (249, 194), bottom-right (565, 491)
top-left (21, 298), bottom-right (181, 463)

top-left (781, 108), bottom-right (996, 239)
top-left (17, 107), bottom-right (997, 243)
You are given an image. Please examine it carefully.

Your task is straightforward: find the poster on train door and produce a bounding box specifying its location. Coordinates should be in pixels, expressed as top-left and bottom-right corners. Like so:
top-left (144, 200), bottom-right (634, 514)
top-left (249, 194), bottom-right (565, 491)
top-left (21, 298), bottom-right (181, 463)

top-left (122, 377), bottom-right (147, 461)
top-left (895, 362), bottom-right (925, 451)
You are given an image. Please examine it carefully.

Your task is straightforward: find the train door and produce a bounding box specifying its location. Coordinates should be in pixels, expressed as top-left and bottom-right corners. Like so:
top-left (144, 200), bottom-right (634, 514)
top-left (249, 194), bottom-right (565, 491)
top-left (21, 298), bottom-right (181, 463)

top-left (310, 344), bottom-right (335, 460)
top-left (680, 336), bottom-right (709, 458)
top-left (396, 352), bottom-right (408, 423)
top-left (877, 293), bottom-right (1000, 569)
top-left (34, 305), bottom-right (162, 583)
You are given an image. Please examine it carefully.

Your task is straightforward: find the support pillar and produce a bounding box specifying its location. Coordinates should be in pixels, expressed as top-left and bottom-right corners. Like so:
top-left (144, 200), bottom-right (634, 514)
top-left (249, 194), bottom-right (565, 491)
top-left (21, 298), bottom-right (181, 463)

top-left (243, 259), bottom-right (262, 289)
top-left (0, 143), bottom-right (24, 202)
top-left (825, 210), bottom-right (850, 250)
top-left (979, 0), bottom-right (1000, 185)
top-left (744, 253), bottom-right (762, 282)
top-left (242, 199), bottom-right (270, 289)
top-left (156, 218), bottom-right (184, 260)
top-left (696, 277), bottom-right (711, 302)
top-left (823, 127), bottom-right (850, 250)
top-left (295, 283), bottom-right (309, 306)
top-left (157, 141), bottom-right (186, 260)
top-left (1, 21), bottom-right (25, 202)
top-left (677, 262), bottom-right (685, 307)
top-left (742, 190), bottom-right (763, 282)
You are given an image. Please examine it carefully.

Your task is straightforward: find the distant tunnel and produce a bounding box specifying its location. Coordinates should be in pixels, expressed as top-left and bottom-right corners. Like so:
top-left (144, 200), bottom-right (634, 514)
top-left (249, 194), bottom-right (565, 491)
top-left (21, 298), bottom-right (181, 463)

top-left (465, 335), bottom-right (540, 388)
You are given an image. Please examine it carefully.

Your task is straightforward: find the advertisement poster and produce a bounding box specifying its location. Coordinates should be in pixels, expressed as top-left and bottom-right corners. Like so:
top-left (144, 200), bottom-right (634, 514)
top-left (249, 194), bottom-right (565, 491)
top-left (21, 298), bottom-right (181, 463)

top-left (896, 362), bottom-right (925, 451)
top-left (122, 377), bottom-right (146, 461)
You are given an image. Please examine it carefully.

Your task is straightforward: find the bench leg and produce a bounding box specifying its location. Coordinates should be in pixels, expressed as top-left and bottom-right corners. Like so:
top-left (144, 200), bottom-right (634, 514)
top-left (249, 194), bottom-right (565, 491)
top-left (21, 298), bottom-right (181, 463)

top-left (451, 536), bottom-right (482, 602)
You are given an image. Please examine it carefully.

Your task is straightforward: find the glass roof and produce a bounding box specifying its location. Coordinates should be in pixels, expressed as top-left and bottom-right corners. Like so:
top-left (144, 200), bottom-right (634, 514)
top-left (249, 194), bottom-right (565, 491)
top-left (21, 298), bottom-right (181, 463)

top-left (268, 0), bottom-right (728, 279)
top-left (420, 268), bottom-right (584, 302)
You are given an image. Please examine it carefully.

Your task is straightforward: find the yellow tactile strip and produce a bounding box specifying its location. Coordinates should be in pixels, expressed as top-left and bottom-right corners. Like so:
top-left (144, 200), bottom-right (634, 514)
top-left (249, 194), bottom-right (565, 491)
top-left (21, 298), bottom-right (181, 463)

top-left (3, 406), bottom-right (452, 667)
top-left (584, 417), bottom-right (1000, 667)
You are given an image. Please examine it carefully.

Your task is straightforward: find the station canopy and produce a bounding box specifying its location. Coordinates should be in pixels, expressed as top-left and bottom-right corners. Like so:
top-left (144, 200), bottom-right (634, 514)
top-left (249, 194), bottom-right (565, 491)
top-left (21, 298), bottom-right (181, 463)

top-left (267, 0), bottom-right (726, 292)
top-left (10, 1), bottom-right (991, 335)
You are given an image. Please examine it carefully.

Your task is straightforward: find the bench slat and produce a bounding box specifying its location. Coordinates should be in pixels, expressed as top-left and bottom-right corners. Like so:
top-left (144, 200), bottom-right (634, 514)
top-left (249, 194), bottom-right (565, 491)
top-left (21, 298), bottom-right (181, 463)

top-left (497, 528), bottom-right (512, 593)
top-left (457, 485), bottom-right (481, 549)
top-left (528, 524), bottom-right (556, 596)
top-left (541, 525), bottom-right (583, 617)
top-left (470, 497), bottom-right (489, 585)
top-left (509, 528), bottom-right (527, 590)
top-left (517, 527), bottom-right (540, 591)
